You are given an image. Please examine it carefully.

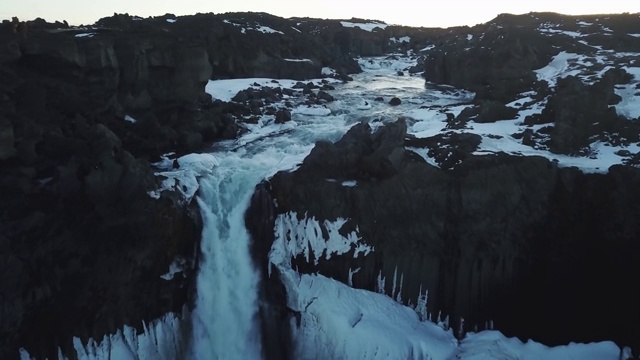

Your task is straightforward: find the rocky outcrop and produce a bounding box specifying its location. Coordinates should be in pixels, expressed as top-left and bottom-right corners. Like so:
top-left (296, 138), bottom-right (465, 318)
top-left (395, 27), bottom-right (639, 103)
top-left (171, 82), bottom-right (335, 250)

top-left (423, 19), bottom-right (558, 103)
top-left (247, 120), bottom-right (640, 352)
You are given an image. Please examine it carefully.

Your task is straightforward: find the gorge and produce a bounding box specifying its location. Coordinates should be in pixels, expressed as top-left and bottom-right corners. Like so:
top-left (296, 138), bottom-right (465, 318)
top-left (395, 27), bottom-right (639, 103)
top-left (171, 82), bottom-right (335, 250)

top-left (1, 10), bottom-right (639, 360)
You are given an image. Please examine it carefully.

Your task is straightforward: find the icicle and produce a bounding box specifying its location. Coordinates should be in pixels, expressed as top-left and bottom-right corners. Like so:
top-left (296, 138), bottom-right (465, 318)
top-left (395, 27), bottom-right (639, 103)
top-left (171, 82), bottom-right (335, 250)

top-left (376, 270), bottom-right (386, 294)
top-left (395, 272), bottom-right (404, 303)
top-left (391, 266), bottom-right (398, 299)
top-left (414, 286), bottom-right (428, 322)
top-left (348, 267), bottom-right (361, 287)
top-left (457, 317), bottom-right (465, 340)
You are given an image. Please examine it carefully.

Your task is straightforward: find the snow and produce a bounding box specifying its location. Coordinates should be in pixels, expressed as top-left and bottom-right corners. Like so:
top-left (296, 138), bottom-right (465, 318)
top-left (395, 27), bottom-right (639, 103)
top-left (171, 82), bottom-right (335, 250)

top-left (205, 78), bottom-right (338, 102)
top-left (222, 20), bottom-right (284, 35)
top-left (268, 208), bottom-right (623, 360)
top-left (614, 66), bottom-right (640, 119)
top-left (342, 180), bottom-right (357, 187)
top-left (534, 51), bottom-right (581, 87)
top-left (160, 257), bottom-right (189, 280)
top-left (629, 33), bottom-right (640, 38)
top-left (390, 36), bottom-right (411, 43)
top-left (255, 25), bottom-right (284, 35)
top-left (466, 34), bottom-right (473, 41)
top-left (166, 19), bottom-right (177, 23)
top-left (269, 212), bottom-right (372, 269)
top-left (291, 26), bottom-right (302, 33)
top-left (420, 44), bottom-right (436, 52)
top-left (19, 313), bottom-right (185, 360)
top-left (74, 33), bottom-right (96, 38)
top-left (453, 331), bottom-right (621, 359)
top-left (124, 115), bottom-right (137, 123)
top-left (538, 28), bottom-right (583, 38)
top-left (321, 67), bottom-right (336, 76)
top-left (147, 153), bottom-right (219, 202)
top-left (340, 21), bottom-right (388, 32)
top-left (287, 273), bottom-right (459, 360)
top-left (577, 21), bottom-right (593, 26)
top-left (284, 58), bottom-right (313, 63)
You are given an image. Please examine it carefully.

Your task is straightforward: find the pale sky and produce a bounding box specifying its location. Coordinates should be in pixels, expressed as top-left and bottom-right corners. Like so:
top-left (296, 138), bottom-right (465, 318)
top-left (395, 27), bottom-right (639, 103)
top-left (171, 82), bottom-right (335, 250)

top-left (2, 1), bottom-right (640, 28)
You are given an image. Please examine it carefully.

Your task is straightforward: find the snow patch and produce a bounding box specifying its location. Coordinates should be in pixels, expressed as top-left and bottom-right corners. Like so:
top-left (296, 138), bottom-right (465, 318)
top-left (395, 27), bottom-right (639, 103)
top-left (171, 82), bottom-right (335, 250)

top-left (124, 115), bottom-right (137, 124)
top-left (75, 33), bottom-right (96, 38)
top-left (160, 257), bottom-right (189, 280)
top-left (453, 331), bottom-right (621, 360)
top-left (285, 58), bottom-right (313, 63)
top-left (340, 21), bottom-right (388, 32)
top-left (390, 36), bottom-right (411, 43)
top-left (147, 153), bottom-right (220, 202)
top-left (166, 19), bottom-right (177, 23)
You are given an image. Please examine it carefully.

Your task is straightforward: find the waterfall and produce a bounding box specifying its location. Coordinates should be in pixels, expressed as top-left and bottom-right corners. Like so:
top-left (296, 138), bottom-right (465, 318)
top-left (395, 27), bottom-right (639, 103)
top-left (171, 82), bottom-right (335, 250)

top-left (188, 162), bottom-right (264, 360)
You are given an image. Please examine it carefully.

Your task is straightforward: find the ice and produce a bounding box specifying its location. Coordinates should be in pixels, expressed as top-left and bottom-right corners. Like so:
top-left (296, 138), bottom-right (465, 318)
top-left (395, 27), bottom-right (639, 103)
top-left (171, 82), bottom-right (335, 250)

top-left (20, 313), bottom-right (186, 360)
top-left (147, 153), bottom-right (219, 202)
top-left (160, 257), bottom-right (189, 281)
top-left (577, 21), bottom-right (593, 26)
top-left (124, 115), bottom-right (137, 123)
top-left (287, 272), bottom-right (459, 360)
top-left (453, 331), bottom-right (621, 360)
top-left (269, 212), bottom-right (372, 269)
top-left (340, 21), bottom-right (388, 32)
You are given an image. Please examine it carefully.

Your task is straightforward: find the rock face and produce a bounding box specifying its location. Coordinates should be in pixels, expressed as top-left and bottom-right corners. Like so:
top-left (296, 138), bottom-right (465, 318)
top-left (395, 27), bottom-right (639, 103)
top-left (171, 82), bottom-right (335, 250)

top-left (247, 120), bottom-right (640, 352)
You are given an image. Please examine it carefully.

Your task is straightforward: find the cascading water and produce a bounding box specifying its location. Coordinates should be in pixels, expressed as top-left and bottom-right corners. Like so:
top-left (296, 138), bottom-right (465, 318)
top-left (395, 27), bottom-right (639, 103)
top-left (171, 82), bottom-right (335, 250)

top-left (188, 164), bottom-right (264, 359)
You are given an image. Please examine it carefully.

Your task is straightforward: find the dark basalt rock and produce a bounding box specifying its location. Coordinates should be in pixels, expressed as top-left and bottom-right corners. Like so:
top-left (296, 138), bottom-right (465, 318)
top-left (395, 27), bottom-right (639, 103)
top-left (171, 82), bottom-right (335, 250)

top-left (405, 131), bottom-right (482, 170)
top-left (389, 97), bottom-right (402, 106)
top-left (247, 120), bottom-right (640, 353)
top-left (275, 108), bottom-right (292, 124)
